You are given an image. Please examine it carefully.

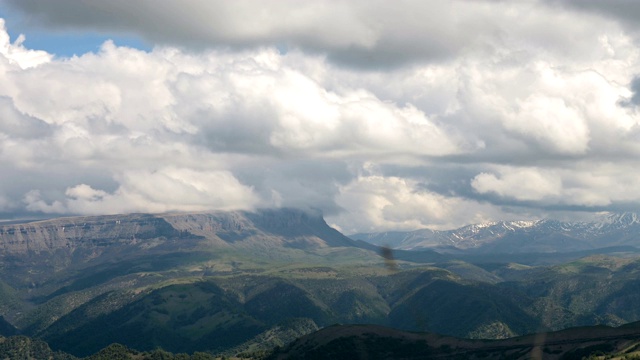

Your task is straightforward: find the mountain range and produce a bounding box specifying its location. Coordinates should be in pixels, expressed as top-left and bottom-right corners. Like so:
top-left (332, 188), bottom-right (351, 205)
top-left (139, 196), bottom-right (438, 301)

top-left (349, 212), bottom-right (640, 254)
top-left (1, 209), bottom-right (640, 357)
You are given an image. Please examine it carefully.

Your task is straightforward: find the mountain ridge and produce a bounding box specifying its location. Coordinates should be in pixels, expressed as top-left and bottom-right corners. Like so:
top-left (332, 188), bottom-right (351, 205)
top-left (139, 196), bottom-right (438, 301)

top-left (0, 208), bottom-right (367, 256)
top-left (350, 212), bottom-right (640, 253)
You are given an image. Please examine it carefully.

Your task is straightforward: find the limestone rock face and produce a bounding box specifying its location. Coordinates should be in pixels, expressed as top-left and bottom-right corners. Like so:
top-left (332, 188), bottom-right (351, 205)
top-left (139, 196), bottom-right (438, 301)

top-left (0, 208), bottom-right (359, 256)
top-left (0, 214), bottom-right (178, 254)
top-left (0, 208), bottom-right (366, 292)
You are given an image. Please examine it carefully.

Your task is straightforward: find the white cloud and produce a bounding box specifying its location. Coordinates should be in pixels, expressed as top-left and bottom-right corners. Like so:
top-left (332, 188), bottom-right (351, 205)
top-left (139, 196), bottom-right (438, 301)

top-left (0, 24), bottom-right (463, 227)
top-left (509, 94), bottom-right (590, 154)
top-left (4, 1), bottom-right (640, 231)
top-left (330, 173), bottom-right (505, 233)
top-left (24, 168), bottom-right (259, 215)
top-left (0, 18), bottom-right (51, 69)
top-left (471, 163), bottom-right (640, 208)
top-left (471, 168), bottom-right (563, 202)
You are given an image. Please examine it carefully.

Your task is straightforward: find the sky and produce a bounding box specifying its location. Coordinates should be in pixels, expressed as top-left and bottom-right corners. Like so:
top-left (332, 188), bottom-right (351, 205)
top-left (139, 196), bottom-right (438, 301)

top-left (1, 1), bottom-right (640, 233)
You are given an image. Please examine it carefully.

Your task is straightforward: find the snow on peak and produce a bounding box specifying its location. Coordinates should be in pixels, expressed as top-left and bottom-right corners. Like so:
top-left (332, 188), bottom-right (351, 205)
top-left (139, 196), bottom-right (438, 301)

top-left (506, 220), bottom-right (539, 228)
top-left (473, 221), bottom-right (498, 229)
top-left (601, 212), bottom-right (640, 226)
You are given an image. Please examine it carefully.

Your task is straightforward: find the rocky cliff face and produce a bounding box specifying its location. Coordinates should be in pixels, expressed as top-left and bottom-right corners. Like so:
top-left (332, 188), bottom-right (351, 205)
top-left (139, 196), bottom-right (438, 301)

top-left (160, 208), bottom-right (357, 249)
top-left (0, 214), bottom-right (182, 254)
top-left (0, 208), bottom-right (365, 294)
top-left (0, 208), bottom-right (359, 256)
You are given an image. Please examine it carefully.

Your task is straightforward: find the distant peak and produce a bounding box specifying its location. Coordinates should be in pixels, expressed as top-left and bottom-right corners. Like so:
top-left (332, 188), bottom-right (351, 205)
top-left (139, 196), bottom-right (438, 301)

top-left (508, 220), bottom-right (539, 228)
top-left (471, 221), bottom-right (498, 229)
top-left (607, 212), bottom-right (639, 222)
top-left (594, 212), bottom-right (640, 227)
top-left (468, 220), bottom-right (539, 231)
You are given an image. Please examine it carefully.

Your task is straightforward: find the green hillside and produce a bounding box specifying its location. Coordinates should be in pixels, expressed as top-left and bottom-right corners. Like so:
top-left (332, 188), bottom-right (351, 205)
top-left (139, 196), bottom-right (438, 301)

top-left (2, 211), bottom-right (640, 356)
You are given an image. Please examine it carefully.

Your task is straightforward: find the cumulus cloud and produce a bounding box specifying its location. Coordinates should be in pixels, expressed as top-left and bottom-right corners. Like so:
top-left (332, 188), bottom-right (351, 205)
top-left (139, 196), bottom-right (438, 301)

top-left (471, 168), bottom-right (563, 202)
top-left (24, 168), bottom-right (259, 215)
top-left (0, 18), bottom-right (51, 68)
top-left (3, 1), bottom-right (640, 231)
top-left (471, 162), bottom-right (640, 209)
top-left (329, 170), bottom-right (505, 233)
top-left (0, 22), bottom-right (466, 228)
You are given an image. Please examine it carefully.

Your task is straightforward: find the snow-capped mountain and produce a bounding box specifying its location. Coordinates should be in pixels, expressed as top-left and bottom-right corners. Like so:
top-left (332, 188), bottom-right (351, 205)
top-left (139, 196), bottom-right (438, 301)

top-left (349, 213), bottom-right (640, 254)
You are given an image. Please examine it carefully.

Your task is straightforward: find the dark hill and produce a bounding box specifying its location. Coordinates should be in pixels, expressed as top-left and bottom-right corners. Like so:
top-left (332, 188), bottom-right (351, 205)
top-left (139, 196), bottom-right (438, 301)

top-left (269, 322), bottom-right (640, 359)
top-left (0, 316), bottom-right (17, 336)
top-left (0, 335), bottom-right (75, 360)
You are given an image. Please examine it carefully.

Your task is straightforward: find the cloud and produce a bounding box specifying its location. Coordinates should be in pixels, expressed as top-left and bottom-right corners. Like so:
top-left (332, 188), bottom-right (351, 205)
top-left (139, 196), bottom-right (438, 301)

top-left (545, 0), bottom-right (640, 33)
top-left (0, 96), bottom-right (52, 138)
top-left (25, 168), bottom-right (260, 215)
top-left (0, 18), bottom-right (51, 68)
top-left (471, 163), bottom-right (640, 209)
top-left (2, 0), bottom-right (625, 69)
top-left (3, 0), bottom-right (467, 67)
top-left (622, 76), bottom-right (640, 107)
top-left (3, 1), bottom-right (640, 232)
top-left (0, 22), bottom-right (466, 229)
top-left (329, 171), bottom-right (505, 233)
top-left (471, 168), bottom-right (562, 202)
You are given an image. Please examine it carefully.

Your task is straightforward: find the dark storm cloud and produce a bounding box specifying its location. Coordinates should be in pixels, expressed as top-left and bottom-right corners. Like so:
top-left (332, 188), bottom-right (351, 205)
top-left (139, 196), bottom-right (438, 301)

top-left (1, 0), bottom-right (500, 68)
top-left (545, 0), bottom-right (640, 31)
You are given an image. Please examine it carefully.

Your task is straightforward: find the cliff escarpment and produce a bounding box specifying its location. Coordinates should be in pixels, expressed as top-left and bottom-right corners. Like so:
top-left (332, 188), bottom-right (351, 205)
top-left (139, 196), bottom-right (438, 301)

top-left (0, 214), bottom-right (186, 254)
top-left (0, 208), bottom-right (360, 256)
